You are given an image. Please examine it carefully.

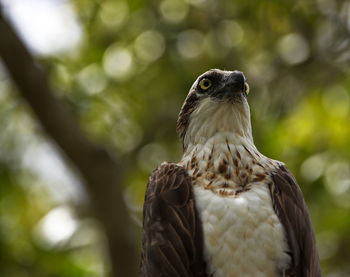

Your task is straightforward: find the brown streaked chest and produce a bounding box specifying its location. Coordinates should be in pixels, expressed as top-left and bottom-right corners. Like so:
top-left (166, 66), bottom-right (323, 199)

top-left (180, 134), bottom-right (278, 195)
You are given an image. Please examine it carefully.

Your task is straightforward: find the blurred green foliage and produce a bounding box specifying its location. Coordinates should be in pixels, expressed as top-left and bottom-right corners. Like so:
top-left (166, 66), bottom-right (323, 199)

top-left (1, 0), bottom-right (350, 276)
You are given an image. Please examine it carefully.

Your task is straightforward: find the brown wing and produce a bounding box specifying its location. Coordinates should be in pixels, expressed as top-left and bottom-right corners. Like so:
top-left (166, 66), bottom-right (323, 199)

top-left (140, 163), bottom-right (208, 277)
top-left (270, 165), bottom-right (321, 277)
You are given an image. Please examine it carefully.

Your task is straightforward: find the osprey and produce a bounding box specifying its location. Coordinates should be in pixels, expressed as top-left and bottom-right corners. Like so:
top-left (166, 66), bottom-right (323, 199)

top-left (141, 69), bottom-right (321, 276)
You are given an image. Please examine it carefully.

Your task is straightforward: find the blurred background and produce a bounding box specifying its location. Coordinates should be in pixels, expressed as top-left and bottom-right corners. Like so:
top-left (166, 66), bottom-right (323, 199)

top-left (0, 0), bottom-right (350, 276)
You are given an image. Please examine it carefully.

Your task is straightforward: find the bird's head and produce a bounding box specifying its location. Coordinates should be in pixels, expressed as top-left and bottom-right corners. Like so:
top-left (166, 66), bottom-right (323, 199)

top-left (177, 69), bottom-right (253, 150)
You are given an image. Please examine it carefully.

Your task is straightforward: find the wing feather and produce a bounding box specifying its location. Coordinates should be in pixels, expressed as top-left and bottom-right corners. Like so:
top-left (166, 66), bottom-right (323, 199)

top-left (141, 163), bottom-right (208, 276)
top-left (270, 165), bottom-right (321, 277)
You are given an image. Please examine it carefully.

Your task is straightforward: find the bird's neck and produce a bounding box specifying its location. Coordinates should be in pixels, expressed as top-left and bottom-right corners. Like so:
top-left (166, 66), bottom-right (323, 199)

top-left (182, 98), bottom-right (254, 151)
top-left (183, 132), bottom-right (256, 159)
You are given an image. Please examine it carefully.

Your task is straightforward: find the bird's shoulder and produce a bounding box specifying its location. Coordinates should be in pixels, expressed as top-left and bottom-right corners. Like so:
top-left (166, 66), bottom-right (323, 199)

top-left (141, 162), bottom-right (208, 277)
top-left (147, 162), bottom-right (192, 194)
top-left (269, 163), bottom-right (321, 277)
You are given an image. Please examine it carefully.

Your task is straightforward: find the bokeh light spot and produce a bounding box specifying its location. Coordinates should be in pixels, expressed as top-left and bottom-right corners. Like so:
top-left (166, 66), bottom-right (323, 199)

top-left (177, 29), bottom-right (205, 58)
top-left (2, 0), bottom-right (82, 55)
top-left (159, 0), bottom-right (189, 23)
top-left (278, 33), bottom-right (310, 65)
top-left (300, 153), bottom-right (327, 182)
top-left (99, 1), bottom-right (129, 29)
top-left (325, 161), bottom-right (350, 195)
top-left (35, 206), bottom-right (78, 248)
top-left (134, 30), bottom-right (166, 63)
top-left (103, 45), bottom-right (133, 80)
top-left (77, 64), bottom-right (108, 95)
top-left (217, 20), bottom-right (244, 48)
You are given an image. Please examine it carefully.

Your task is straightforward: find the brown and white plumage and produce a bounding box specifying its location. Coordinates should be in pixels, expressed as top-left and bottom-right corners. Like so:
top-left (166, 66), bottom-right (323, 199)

top-left (141, 69), bottom-right (321, 276)
top-left (141, 163), bottom-right (208, 276)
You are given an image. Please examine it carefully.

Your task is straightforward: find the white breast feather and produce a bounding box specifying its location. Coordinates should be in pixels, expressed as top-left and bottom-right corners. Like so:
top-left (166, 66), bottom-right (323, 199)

top-left (194, 185), bottom-right (289, 276)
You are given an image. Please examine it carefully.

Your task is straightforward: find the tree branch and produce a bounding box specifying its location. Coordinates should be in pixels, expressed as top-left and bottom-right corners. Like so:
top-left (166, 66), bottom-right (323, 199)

top-left (0, 11), bottom-right (138, 277)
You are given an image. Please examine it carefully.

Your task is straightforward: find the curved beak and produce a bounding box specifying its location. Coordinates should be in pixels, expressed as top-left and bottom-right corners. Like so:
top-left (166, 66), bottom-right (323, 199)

top-left (213, 71), bottom-right (247, 99)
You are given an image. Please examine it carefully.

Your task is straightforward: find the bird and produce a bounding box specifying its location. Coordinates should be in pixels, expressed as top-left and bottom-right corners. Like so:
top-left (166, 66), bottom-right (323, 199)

top-left (140, 69), bottom-right (321, 277)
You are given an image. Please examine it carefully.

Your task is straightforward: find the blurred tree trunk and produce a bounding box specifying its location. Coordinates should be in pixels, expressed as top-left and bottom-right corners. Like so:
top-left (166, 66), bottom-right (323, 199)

top-left (0, 11), bottom-right (139, 277)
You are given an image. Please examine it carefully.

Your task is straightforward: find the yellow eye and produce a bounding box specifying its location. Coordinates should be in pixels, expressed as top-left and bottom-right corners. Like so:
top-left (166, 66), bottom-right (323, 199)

top-left (244, 82), bottom-right (250, 95)
top-left (199, 78), bottom-right (212, 91)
